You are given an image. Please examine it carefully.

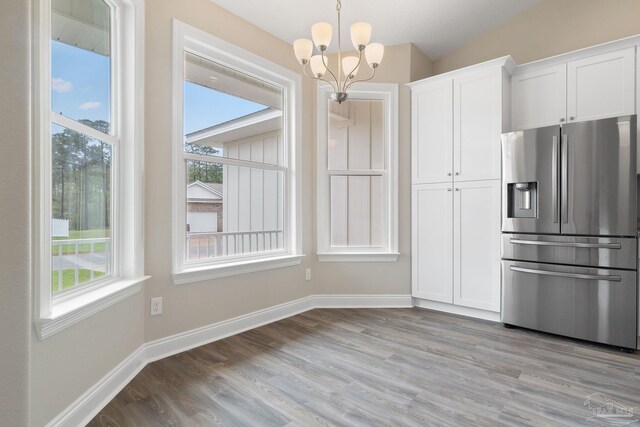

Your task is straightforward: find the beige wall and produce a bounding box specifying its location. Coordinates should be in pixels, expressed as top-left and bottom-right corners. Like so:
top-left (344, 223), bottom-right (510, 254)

top-left (30, 295), bottom-right (144, 426)
top-left (434, 0), bottom-right (640, 74)
top-left (143, 0), bottom-right (315, 342)
top-left (0, 1), bottom-right (31, 426)
top-left (410, 43), bottom-right (433, 81)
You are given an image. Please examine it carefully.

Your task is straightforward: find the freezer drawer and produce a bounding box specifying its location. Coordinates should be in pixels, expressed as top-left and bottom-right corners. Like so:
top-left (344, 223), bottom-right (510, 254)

top-left (502, 234), bottom-right (637, 270)
top-left (502, 260), bottom-right (637, 349)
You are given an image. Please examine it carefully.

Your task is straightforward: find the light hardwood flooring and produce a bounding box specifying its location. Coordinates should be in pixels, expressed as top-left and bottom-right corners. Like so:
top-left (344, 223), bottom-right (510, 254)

top-left (88, 308), bottom-right (640, 426)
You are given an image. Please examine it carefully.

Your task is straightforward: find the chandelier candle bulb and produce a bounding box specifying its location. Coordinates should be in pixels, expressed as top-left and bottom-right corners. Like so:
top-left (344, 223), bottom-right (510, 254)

top-left (310, 55), bottom-right (328, 78)
top-left (293, 39), bottom-right (313, 64)
top-left (365, 43), bottom-right (385, 67)
top-left (342, 56), bottom-right (360, 78)
top-left (350, 22), bottom-right (372, 50)
top-left (311, 22), bottom-right (332, 50)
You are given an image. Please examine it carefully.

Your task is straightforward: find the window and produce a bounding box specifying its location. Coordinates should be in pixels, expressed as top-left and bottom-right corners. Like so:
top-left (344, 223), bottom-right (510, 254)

top-left (317, 84), bottom-right (399, 262)
top-left (172, 22), bottom-right (302, 284)
top-left (34, 0), bottom-right (145, 338)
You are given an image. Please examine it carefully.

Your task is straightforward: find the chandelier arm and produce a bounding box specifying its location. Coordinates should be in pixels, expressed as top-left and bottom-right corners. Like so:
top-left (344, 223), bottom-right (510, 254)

top-left (344, 66), bottom-right (377, 91)
top-left (342, 48), bottom-right (365, 92)
top-left (320, 50), bottom-right (341, 92)
top-left (301, 63), bottom-right (339, 92)
top-left (337, 0), bottom-right (342, 89)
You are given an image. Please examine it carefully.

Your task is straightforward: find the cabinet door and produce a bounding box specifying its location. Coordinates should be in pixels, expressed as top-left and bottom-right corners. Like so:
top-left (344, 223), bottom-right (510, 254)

top-left (453, 69), bottom-right (502, 181)
top-left (412, 80), bottom-right (453, 184)
top-left (567, 47), bottom-right (635, 122)
top-left (412, 183), bottom-right (453, 303)
top-left (512, 64), bottom-right (567, 130)
top-left (453, 180), bottom-right (501, 312)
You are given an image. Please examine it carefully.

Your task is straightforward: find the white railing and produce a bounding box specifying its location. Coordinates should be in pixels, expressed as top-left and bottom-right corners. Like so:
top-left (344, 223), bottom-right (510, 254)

top-left (51, 237), bottom-right (111, 294)
top-left (187, 230), bottom-right (284, 260)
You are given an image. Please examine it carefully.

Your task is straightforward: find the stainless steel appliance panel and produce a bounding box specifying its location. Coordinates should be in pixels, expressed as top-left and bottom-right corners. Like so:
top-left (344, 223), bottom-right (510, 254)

top-left (502, 125), bottom-right (560, 234)
top-left (502, 260), bottom-right (637, 349)
top-left (561, 115), bottom-right (637, 236)
top-left (502, 234), bottom-right (637, 270)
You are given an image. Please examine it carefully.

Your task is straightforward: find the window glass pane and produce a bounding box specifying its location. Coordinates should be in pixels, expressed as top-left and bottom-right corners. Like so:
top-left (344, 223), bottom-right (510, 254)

top-left (328, 99), bottom-right (384, 170)
top-left (330, 175), bottom-right (383, 248)
top-left (186, 160), bottom-right (284, 260)
top-left (183, 53), bottom-right (284, 166)
top-left (51, 0), bottom-right (111, 134)
top-left (51, 124), bottom-right (113, 294)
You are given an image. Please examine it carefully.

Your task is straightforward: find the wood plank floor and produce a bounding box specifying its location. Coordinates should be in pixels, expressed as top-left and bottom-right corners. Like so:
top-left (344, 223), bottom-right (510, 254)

top-left (88, 308), bottom-right (640, 426)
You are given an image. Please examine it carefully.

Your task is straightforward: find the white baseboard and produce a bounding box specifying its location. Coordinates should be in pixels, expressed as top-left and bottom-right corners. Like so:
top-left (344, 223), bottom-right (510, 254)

top-left (413, 298), bottom-right (501, 322)
top-left (315, 294), bottom-right (413, 308)
top-left (48, 294), bottom-right (412, 426)
top-left (46, 345), bottom-right (147, 427)
top-left (144, 295), bottom-right (316, 362)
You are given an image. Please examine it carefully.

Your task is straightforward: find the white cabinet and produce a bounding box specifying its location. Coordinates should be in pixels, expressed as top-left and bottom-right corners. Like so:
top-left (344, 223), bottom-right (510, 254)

top-left (567, 47), bottom-right (635, 123)
top-left (410, 57), bottom-right (512, 185)
top-left (512, 64), bottom-right (567, 130)
top-left (411, 80), bottom-right (453, 184)
top-left (512, 47), bottom-right (636, 130)
top-left (412, 183), bottom-right (454, 302)
top-left (454, 69), bottom-right (503, 182)
top-left (453, 180), bottom-right (501, 312)
top-left (411, 180), bottom-right (501, 313)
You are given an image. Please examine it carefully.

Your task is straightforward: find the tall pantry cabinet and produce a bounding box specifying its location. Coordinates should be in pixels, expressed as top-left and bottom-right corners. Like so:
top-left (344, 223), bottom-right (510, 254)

top-left (409, 57), bottom-right (515, 320)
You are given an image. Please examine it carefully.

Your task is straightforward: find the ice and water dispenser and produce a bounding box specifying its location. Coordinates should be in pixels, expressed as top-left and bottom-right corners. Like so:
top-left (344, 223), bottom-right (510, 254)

top-left (506, 182), bottom-right (537, 218)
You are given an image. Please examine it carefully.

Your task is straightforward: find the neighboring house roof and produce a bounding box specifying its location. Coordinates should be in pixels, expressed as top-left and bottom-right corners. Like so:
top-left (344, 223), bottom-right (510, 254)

top-left (187, 181), bottom-right (223, 201)
top-left (185, 108), bottom-right (282, 148)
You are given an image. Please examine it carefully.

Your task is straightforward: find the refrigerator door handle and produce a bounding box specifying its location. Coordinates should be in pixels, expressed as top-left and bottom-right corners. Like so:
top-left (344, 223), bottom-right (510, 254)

top-left (509, 239), bottom-right (622, 249)
top-left (561, 132), bottom-right (569, 224)
top-left (510, 266), bottom-right (621, 282)
top-left (552, 135), bottom-right (558, 223)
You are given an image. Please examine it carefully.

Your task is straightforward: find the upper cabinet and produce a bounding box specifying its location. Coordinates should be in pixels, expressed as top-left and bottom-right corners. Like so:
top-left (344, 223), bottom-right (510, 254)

top-left (410, 57), bottom-right (514, 184)
top-left (567, 47), bottom-right (635, 123)
top-left (411, 80), bottom-right (453, 184)
top-left (512, 64), bottom-right (567, 130)
top-left (512, 46), bottom-right (636, 131)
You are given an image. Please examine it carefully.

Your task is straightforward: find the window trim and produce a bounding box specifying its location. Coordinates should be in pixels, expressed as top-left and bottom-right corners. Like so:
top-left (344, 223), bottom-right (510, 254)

top-left (171, 20), bottom-right (303, 284)
top-left (316, 83), bottom-right (399, 262)
top-left (33, 0), bottom-right (147, 340)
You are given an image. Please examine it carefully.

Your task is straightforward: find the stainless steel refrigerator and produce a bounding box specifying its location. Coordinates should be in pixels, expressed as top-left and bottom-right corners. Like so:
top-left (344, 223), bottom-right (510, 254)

top-left (501, 115), bottom-right (638, 350)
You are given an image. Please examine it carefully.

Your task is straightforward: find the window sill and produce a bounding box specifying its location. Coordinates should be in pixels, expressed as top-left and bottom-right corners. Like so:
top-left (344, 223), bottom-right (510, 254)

top-left (173, 254), bottom-right (305, 285)
top-left (36, 276), bottom-right (150, 340)
top-left (317, 252), bottom-right (400, 263)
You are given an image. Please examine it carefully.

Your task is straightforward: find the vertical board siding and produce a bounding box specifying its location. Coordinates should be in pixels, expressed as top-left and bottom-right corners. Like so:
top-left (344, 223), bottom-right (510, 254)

top-left (222, 131), bottom-right (284, 253)
top-left (327, 100), bottom-right (385, 247)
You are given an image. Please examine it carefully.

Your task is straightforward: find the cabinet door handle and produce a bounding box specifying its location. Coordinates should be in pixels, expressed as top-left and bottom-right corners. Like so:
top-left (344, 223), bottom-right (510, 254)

top-left (569, 116), bottom-right (575, 120)
top-left (447, 172), bottom-right (451, 176)
top-left (559, 118), bottom-right (565, 122)
top-left (455, 172), bottom-right (460, 176)
top-left (447, 188), bottom-right (452, 192)
top-left (455, 188), bottom-right (459, 191)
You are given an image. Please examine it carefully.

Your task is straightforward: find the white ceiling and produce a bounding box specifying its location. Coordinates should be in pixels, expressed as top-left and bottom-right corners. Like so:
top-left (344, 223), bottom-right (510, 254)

top-left (209, 0), bottom-right (540, 60)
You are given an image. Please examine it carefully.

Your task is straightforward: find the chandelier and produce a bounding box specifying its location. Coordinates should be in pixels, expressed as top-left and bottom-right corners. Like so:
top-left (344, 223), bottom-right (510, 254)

top-left (293, 0), bottom-right (384, 103)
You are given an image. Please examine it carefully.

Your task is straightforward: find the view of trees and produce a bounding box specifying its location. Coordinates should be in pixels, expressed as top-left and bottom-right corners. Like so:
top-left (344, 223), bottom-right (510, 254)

top-left (185, 141), bottom-right (223, 184)
top-left (51, 119), bottom-right (111, 231)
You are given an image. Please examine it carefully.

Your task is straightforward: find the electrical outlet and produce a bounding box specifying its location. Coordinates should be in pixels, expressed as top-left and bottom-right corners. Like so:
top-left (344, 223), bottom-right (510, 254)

top-left (305, 268), bottom-right (311, 281)
top-left (151, 297), bottom-right (163, 316)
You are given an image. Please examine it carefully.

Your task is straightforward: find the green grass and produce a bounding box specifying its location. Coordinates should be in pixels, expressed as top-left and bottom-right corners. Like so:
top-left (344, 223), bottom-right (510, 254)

top-left (52, 229), bottom-right (110, 255)
top-left (52, 269), bottom-right (106, 293)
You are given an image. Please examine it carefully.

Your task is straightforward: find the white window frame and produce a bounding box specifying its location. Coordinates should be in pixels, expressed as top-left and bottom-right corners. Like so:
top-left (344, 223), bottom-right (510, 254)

top-left (33, 0), bottom-right (147, 340)
top-left (171, 21), bottom-right (303, 285)
top-left (317, 83), bottom-right (399, 262)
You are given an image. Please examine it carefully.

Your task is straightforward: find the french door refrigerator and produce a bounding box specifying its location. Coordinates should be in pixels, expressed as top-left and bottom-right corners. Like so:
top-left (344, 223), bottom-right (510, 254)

top-left (501, 115), bottom-right (638, 350)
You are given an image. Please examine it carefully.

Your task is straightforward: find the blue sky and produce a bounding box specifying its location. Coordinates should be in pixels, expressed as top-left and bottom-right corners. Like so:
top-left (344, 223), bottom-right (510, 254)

top-left (52, 40), bottom-right (266, 135)
top-left (183, 82), bottom-right (266, 134)
top-left (51, 41), bottom-right (111, 126)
